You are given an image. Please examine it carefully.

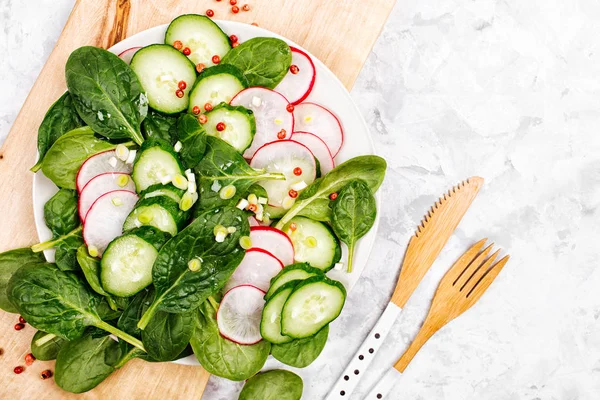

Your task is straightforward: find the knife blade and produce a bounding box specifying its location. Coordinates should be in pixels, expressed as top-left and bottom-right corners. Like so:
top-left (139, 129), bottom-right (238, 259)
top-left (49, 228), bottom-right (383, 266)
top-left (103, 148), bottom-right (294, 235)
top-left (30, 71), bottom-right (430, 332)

top-left (325, 176), bottom-right (483, 400)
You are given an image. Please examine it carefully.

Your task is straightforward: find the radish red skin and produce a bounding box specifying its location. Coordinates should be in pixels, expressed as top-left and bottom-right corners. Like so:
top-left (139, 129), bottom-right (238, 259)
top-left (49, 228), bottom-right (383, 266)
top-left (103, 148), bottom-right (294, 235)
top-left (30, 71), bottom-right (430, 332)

top-left (274, 46), bottom-right (316, 105)
top-left (291, 131), bottom-right (335, 175)
top-left (224, 248), bottom-right (283, 293)
top-left (293, 102), bottom-right (344, 157)
top-left (249, 226), bottom-right (295, 266)
top-left (118, 47), bottom-right (142, 64)
top-left (76, 150), bottom-right (132, 192)
top-left (78, 172), bottom-right (135, 221)
top-left (217, 284), bottom-right (266, 345)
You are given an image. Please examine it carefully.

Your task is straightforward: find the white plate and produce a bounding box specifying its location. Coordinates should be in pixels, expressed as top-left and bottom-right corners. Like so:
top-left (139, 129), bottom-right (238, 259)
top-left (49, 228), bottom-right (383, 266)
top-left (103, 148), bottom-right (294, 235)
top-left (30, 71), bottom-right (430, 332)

top-left (32, 21), bottom-right (380, 369)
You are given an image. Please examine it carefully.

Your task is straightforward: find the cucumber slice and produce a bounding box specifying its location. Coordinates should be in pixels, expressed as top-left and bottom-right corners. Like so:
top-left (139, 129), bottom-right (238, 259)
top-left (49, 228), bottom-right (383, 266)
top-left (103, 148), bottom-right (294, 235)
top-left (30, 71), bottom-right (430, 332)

top-left (260, 281), bottom-right (300, 344)
top-left (101, 226), bottom-right (170, 297)
top-left (282, 217), bottom-right (341, 272)
top-left (281, 276), bottom-right (346, 339)
top-left (123, 196), bottom-right (187, 235)
top-left (140, 183), bottom-right (185, 203)
top-left (132, 138), bottom-right (184, 192)
top-left (165, 14), bottom-right (231, 67)
top-left (204, 103), bottom-right (256, 153)
top-left (188, 65), bottom-right (247, 114)
top-left (265, 263), bottom-right (324, 300)
top-left (130, 44), bottom-right (197, 114)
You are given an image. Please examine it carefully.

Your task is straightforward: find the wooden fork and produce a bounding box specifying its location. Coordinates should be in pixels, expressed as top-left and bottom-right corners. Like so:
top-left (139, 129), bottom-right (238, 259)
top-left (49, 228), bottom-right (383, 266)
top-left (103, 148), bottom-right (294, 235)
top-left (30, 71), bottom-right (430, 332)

top-left (364, 239), bottom-right (510, 399)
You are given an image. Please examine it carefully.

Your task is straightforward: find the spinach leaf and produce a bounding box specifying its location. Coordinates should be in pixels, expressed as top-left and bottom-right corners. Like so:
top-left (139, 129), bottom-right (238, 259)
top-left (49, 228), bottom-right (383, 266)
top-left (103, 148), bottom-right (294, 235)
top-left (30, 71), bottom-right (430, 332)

top-left (55, 333), bottom-right (121, 394)
top-left (66, 46), bottom-right (147, 145)
top-left (222, 38), bottom-right (292, 89)
top-left (331, 180), bottom-right (377, 272)
top-left (271, 325), bottom-right (329, 368)
top-left (31, 92), bottom-right (84, 172)
top-left (142, 109), bottom-right (178, 144)
top-left (137, 206), bottom-right (249, 329)
top-left (7, 263), bottom-right (145, 351)
top-left (142, 309), bottom-right (194, 361)
top-left (176, 113), bottom-right (207, 169)
top-left (118, 287), bottom-right (154, 338)
top-left (275, 155), bottom-right (386, 229)
top-left (40, 127), bottom-right (116, 189)
top-left (190, 298), bottom-right (270, 381)
top-left (195, 136), bottom-right (284, 210)
top-left (31, 330), bottom-right (68, 361)
top-left (239, 370), bottom-right (303, 400)
top-left (55, 239), bottom-right (84, 271)
top-left (76, 245), bottom-right (112, 298)
top-left (0, 248), bottom-right (46, 313)
top-left (44, 189), bottom-right (80, 237)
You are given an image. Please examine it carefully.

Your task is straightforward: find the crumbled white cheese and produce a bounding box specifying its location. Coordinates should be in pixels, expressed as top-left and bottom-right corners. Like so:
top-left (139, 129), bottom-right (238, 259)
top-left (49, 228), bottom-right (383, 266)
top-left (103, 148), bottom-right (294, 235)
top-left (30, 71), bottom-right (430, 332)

top-left (108, 156), bottom-right (118, 168)
top-left (215, 231), bottom-right (227, 243)
top-left (236, 199), bottom-right (249, 210)
top-left (188, 181), bottom-right (197, 194)
top-left (159, 174), bottom-right (173, 185)
top-left (334, 262), bottom-right (344, 271)
top-left (174, 141), bottom-right (183, 152)
top-left (258, 197), bottom-right (268, 204)
top-left (252, 96), bottom-right (262, 107)
top-left (290, 181), bottom-right (307, 191)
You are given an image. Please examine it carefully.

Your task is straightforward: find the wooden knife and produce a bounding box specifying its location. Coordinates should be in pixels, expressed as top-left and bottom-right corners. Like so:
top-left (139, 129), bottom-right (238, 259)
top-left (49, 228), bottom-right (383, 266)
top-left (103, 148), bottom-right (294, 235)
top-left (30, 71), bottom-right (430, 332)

top-left (325, 176), bottom-right (484, 400)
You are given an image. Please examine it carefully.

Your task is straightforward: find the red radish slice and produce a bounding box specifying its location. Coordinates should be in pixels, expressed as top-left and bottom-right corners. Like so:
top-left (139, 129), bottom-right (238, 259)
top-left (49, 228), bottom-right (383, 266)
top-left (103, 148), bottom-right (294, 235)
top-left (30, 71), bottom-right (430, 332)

top-left (293, 103), bottom-right (344, 157)
top-left (248, 216), bottom-right (260, 227)
top-left (230, 88), bottom-right (294, 159)
top-left (223, 248), bottom-right (283, 293)
top-left (79, 173), bottom-right (136, 221)
top-left (217, 285), bottom-right (265, 345)
top-left (250, 140), bottom-right (316, 208)
top-left (291, 132), bottom-right (335, 175)
top-left (249, 226), bottom-right (294, 266)
top-left (83, 190), bottom-right (138, 256)
top-left (77, 150), bottom-right (132, 193)
top-left (118, 47), bottom-right (141, 64)
top-left (274, 47), bottom-right (316, 105)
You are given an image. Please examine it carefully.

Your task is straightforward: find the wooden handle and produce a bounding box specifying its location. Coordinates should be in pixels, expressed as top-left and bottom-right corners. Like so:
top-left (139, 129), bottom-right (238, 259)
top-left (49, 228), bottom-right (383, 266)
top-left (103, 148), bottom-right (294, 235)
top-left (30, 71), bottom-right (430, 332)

top-left (393, 314), bottom-right (441, 373)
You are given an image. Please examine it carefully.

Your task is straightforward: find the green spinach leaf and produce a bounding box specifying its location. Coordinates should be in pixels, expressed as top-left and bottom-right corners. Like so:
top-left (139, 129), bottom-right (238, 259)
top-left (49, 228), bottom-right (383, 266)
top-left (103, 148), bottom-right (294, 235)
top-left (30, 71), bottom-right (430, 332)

top-left (55, 239), bottom-right (84, 271)
top-left (271, 325), bottom-right (329, 368)
top-left (137, 206), bottom-right (249, 329)
top-left (142, 309), bottom-right (194, 362)
top-left (66, 46), bottom-right (147, 145)
top-left (7, 263), bottom-right (145, 351)
top-left (331, 180), bottom-right (377, 272)
top-left (31, 330), bottom-right (68, 361)
top-left (190, 298), bottom-right (270, 381)
top-left (142, 109), bottom-right (178, 144)
top-left (195, 136), bottom-right (284, 210)
top-left (118, 287), bottom-right (155, 338)
top-left (55, 333), bottom-right (121, 393)
top-left (222, 38), bottom-right (292, 89)
top-left (40, 127), bottom-right (117, 189)
top-left (276, 155), bottom-right (386, 229)
top-left (239, 369), bottom-right (303, 400)
top-left (31, 225), bottom-right (83, 253)
top-left (44, 189), bottom-right (80, 237)
top-left (176, 113), bottom-right (207, 169)
top-left (76, 245), bottom-right (111, 297)
top-left (31, 92), bottom-right (84, 172)
top-left (0, 248), bottom-right (46, 313)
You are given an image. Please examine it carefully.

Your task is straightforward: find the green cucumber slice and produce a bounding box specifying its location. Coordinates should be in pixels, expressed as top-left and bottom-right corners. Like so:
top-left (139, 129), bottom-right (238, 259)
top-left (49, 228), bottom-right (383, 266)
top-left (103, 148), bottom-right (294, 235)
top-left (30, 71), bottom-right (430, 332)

top-left (188, 65), bottom-right (247, 114)
top-left (123, 196), bottom-right (187, 235)
top-left (204, 103), bottom-right (255, 153)
top-left (281, 275), bottom-right (346, 339)
top-left (282, 217), bottom-right (341, 272)
top-left (260, 281), bottom-right (300, 344)
top-left (130, 44), bottom-right (196, 114)
top-left (265, 263), bottom-right (324, 301)
top-left (132, 138), bottom-right (184, 192)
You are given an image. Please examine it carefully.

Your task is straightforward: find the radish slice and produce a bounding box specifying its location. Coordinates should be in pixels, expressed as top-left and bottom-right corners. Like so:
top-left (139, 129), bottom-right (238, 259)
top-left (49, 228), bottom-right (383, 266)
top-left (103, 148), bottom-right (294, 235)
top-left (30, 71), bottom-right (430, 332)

top-left (79, 173), bottom-right (136, 221)
top-left (291, 132), bottom-right (335, 175)
top-left (217, 285), bottom-right (265, 345)
top-left (230, 88), bottom-right (294, 159)
top-left (250, 140), bottom-right (316, 208)
top-left (248, 216), bottom-right (260, 227)
top-left (223, 248), bottom-right (283, 293)
top-left (118, 47), bottom-right (141, 64)
top-left (274, 47), bottom-right (316, 105)
top-left (249, 227), bottom-right (294, 266)
top-left (83, 190), bottom-right (138, 256)
top-left (293, 103), bottom-right (344, 157)
top-left (77, 150), bottom-right (133, 193)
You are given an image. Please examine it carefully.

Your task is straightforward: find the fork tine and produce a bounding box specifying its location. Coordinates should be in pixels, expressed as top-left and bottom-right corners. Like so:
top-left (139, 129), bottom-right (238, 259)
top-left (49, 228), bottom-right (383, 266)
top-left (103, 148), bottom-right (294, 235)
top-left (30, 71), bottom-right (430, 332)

top-left (443, 239), bottom-right (487, 284)
top-left (466, 255), bottom-right (510, 300)
top-left (460, 249), bottom-right (500, 292)
top-left (453, 243), bottom-right (494, 288)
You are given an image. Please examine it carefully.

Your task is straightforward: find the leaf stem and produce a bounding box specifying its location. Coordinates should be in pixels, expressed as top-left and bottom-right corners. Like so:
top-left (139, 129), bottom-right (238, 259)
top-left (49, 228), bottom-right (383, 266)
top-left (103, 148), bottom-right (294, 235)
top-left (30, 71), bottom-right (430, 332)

top-left (137, 300), bottom-right (159, 330)
top-left (347, 243), bottom-right (355, 273)
top-left (113, 347), bottom-right (144, 369)
top-left (30, 160), bottom-right (43, 173)
top-left (34, 333), bottom-right (57, 347)
top-left (31, 226), bottom-right (82, 252)
top-left (95, 321), bottom-right (146, 353)
top-left (130, 131), bottom-right (144, 146)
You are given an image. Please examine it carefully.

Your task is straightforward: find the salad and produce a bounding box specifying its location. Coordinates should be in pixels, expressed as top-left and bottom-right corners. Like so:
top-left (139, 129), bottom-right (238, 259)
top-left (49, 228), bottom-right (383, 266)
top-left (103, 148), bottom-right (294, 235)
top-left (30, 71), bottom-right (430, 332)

top-left (0, 14), bottom-right (386, 397)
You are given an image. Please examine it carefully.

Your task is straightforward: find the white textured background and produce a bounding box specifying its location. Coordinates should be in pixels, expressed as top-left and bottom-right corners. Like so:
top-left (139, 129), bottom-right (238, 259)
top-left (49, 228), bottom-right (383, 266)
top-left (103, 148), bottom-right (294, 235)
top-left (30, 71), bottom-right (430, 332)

top-left (2, 0), bottom-right (600, 399)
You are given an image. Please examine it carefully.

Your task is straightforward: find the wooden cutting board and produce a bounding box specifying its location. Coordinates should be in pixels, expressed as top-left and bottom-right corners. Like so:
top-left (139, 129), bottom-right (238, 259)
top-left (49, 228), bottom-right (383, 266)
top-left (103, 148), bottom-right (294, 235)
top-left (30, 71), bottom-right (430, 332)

top-left (0, 0), bottom-right (395, 398)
